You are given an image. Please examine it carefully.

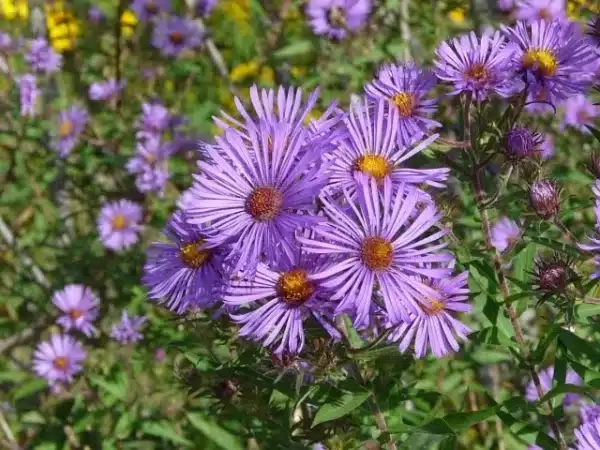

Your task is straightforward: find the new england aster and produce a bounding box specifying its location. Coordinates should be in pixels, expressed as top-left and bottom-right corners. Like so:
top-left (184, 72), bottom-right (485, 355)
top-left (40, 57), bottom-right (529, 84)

top-left (131, 0), bottom-right (170, 21)
top-left (97, 200), bottom-right (143, 252)
top-left (126, 136), bottom-right (169, 195)
top-left (306, 0), bottom-right (372, 41)
top-left (18, 74), bottom-right (38, 118)
top-left (326, 98), bottom-right (448, 195)
top-left (25, 38), bottom-right (61, 74)
top-left (525, 365), bottom-right (582, 406)
top-left (574, 416), bottom-right (600, 450)
top-left (490, 217), bottom-right (521, 253)
top-left (110, 311), bottom-right (146, 343)
top-left (365, 63), bottom-right (440, 146)
top-left (53, 284), bottom-right (99, 337)
top-left (51, 105), bottom-right (88, 158)
top-left (152, 16), bottom-right (203, 57)
top-left (33, 334), bottom-right (86, 385)
top-left (515, 0), bottom-right (565, 23)
top-left (299, 178), bottom-right (452, 329)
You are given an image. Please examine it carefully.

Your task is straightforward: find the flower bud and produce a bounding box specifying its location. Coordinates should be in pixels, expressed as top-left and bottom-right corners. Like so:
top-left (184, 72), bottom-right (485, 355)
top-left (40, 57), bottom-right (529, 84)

top-left (529, 180), bottom-right (561, 219)
top-left (532, 253), bottom-right (577, 301)
top-left (503, 127), bottom-right (542, 159)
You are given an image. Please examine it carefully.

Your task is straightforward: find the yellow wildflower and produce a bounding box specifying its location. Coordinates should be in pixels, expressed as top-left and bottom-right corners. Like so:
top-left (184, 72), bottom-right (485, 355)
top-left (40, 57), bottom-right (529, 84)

top-left (120, 10), bottom-right (138, 38)
top-left (1, 0), bottom-right (28, 20)
top-left (448, 7), bottom-right (466, 24)
top-left (46, 7), bottom-right (80, 52)
top-left (220, 0), bottom-right (250, 24)
top-left (290, 66), bottom-right (306, 79)
top-left (259, 66), bottom-right (274, 85)
top-left (230, 60), bottom-right (259, 83)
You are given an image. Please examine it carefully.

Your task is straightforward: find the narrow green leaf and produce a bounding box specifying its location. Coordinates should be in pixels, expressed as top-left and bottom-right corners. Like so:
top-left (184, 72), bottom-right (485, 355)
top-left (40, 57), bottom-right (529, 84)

top-left (538, 384), bottom-right (596, 404)
top-left (312, 391), bottom-right (371, 427)
top-left (12, 379), bottom-right (46, 400)
top-left (442, 406), bottom-right (499, 431)
top-left (89, 375), bottom-right (127, 400)
top-left (141, 421), bottom-right (193, 447)
top-left (274, 40), bottom-right (314, 59)
top-left (187, 413), bottom-right (243, 450)
top-left (575, 303), bottom-right (600, 320)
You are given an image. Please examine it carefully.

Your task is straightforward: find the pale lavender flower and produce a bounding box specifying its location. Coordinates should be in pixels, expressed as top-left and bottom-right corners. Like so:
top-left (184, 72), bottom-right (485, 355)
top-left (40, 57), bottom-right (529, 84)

top-left (562, 94), bottom-right (599, 134)
top-left (110, 311), bottom-right (146, 343)
top-left (126, 136), bottom-right (169, 195)
top-left (97, 200), bottom-right (143, 251)
top-left (137, 103), bottom-right (170, 139)
top-left (574, 416), bottom-right (600, 449)
top-left (515, 0), bottom-right (565, 23)
top-left (89, 79), bottom-right (125, 102)
top-left (53, 285), bottom-right (99, 337)
top-left (537, 134), bottom-right (554, 160)
top-left (131, 0), bottom-right (170, 21)
top-left (582, 404), bottom-right (600, 424)
top-left (18, 74), bottom-right (38, 118)
top-left (51, 106), bottom-right (88, 158)
top-left (88, 7), bottom-right (105, 24)
top-left (154, 348), bottom-right (166, 362)
top-left (498, 0), bottom-right (516, 12)
top-left (434, 29), bottom-right (516, 102)
top-left (152, 16), bottom-right (203, 57)
top-left (33, 334), bottom-right (86, 385)
top-left (306, 0), bottom-right (372, 40)
top-left (195, 0), bottom-right (219, 16)
top-left (490, 217), bottom-right (521, 253)
top-left (26, 38), bottom-right (62, 74)
top-left (525, 366), bottom-right (583, 406)
top-left (299, 178), bottom-right (452, 329)
top-left (365, 63), bottom-right (440, 146)
top-left (0, 32), bottom-right (13, 51)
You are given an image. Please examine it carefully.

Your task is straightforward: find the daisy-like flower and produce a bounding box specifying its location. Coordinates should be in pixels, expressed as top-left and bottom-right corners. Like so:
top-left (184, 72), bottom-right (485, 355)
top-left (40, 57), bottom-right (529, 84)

top-left (51, 105), bottom-right (88, 158)
top-left (97, 200), bottom-right (143, 252)
top-left (143, 210), bottom-right (229, 313)
top-left (195, 0), bottom-right (219, 17)
top-left (502, 19), bottom-right (595, 105)
top-left (33, 334), bottom-right (86, 385)
top-left (326, 98), bottom-right (448, 195)
top-left (224, 248), bottom-right (340, 355)
top-left (574, 416), bottom-right (600, 450)
top-left (126, 136), bottom-right (169, 195)
top-left (515, 0), bottom-right (565, 23)
top-left (490, 217), bottom-right (521, 252)
top-left (0, 32), bottom-right (13, 51)
top-left (300, 178), bottom-right (452, 329)
top-left (25, 38), bottom-right (62, 74)
top-left (152, 16), bottom-right (203, 57)
top-left (434, 29), bottom-right (515, 102)
top-left (131, 0), bottom-right (170, 21)
top-left (525, 365), bottom-right (583, 405)
top-left (388, 268), bottom-right (471, 358)
top-left (18, 74), bottom-right (38, 118)
top-left (53, 285), bottom-right (99, 337)
top-left (365, 63), bottom-right (440, 146)
top-left (561, 94), bottom-right (599, 134)
top-left (89, 79), bottom-right (125, 102)
top-left (110, 311), bottom-right (146, 343)
top-left (137, 102), bottom-right (170, 139)
top-left (306, 0), bottom-right (372, 41)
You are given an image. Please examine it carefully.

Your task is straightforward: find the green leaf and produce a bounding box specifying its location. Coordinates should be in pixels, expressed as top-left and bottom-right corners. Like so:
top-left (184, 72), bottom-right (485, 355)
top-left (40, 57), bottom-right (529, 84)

top-left (12, 378), bottom-right (47, 400)
top-left (575, 303), bottom-right (600, 320)
top-left (559, 329), bottom-right (600, 361)
top-left (141, 422), bottom-right (193, 447)
top-left (89, 375), bottom-right (127, 401)
top-left (274, 40), bottom-right (314, 59)
top-left (114, 411), bottom-right (136, 439)
top-left (587, 126), bottom-right (600, 143)
top-left (438, 405), bottom-right (500, 432)
top-left (187, 413), bottom-right (243, 450)
top-left (312, 391), bottom-right (371, 427)
top-left (538, 384), bottom-right (596, 404)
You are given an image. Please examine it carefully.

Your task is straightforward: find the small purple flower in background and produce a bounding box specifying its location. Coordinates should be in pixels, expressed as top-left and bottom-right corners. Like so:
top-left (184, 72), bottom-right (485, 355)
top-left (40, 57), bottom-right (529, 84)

top-left (0, 32), bottom-right (13, 52)
top-left (143, 211), bottom-right (229, 313)
top-left (502, 127), bottom-right (544, 159)
top-left (137, 103), bottom-right (170, 139)
top-left (434, 29), bottom-right (515, 102)
top-left (89, 79), bottom-right (125, 102)
top-left (561, 94), bottom-right (599, 134)
top-left (529, 179), bottom-right (561, 219)
top-left (88, 7), bottom-right (105, 24)
top-left (490, 217), bottom-right (521, 253)
top-left (581, 404), bottom-right (600, 424)
top-left (525, 366), bottom-right (582, 406)
top-left (300, 179), bottom-right (452, 329)
top-left (51, 106), bottom-right (88, 158)
top-left (497, 0), bottom-right (516, 12)
top-left (195, 0), bottom-right (219, 17)
top-left (152, 16), bottom-right (203, 57)
top-left (515, 0), bottom-right (565, 23)
top-left (25, 38), bottom-right (62, 74)
top-left (154, 348), bottom-right (166, 362)
top-left (306, 0), bottom-right (372, 40)
top-left (18, 74), bottom-right (38, 118)
top-left (126, 136), bottom-right (170, 195)
top-left (574, 416), bottom-right (600, 449)
top-left (131, 0), bottom-right (170, 21)
top-left (365, 62), bottom-right (440, 146)
top-left (97, 199), bottom-right (143, 252)
top-left (537, 134), bottom-right (554, 160)
top-left (502, 20), bottom-right (595, 105)
top-left (33, 334), bottom-right (86, 385)
top-left (326, 98), bottom-right (447, 195)
top-left (388, 268), bottom-right (471, 358)
top-left (53, 285), bottom-right (99, 337)
top-left (110, 311), bottom-right (146, 343)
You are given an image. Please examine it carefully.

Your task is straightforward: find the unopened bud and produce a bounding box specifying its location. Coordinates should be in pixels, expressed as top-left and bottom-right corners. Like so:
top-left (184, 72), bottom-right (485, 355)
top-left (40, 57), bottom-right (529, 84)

top-left (503, 127), bottom-right (542, 159)
top-left (529, 180), bottom-right (561, 219)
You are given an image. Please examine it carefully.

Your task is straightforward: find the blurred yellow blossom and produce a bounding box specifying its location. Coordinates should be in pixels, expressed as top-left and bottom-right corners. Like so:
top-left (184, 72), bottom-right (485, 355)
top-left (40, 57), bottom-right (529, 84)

top-left (448, 7), bottom-right (466, 24)
top-left (259, 66), bottom-right (274, 85)
top-left (45, 4), bottom-right (79, 52)
top-left (219, 0), bottom-right (250, 24)
top-left (120, 10), bottom-right (138, 38)
top-left (290, 66), bottom-right (306, 79)
top-left (1, 0), bottom-right (28, 20)
top-left (230, 60), bottom-right (260, 83)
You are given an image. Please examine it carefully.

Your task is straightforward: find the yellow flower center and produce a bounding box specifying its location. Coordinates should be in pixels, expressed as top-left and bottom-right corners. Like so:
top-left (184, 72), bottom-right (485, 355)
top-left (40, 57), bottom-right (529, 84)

top-left (111, 215), bottom-right (128, 230)
top-left (54, 356), bottom-right (68, 370)
top-left (169, 32), bottom-right (184, 45)
top-left (180, 240), bottom-right (211, 268)
top-left (59, 120), bottom-right (73, 137)
top-left (69, 309), bottom-right (83, 319)
top-left (421, 298), bottom-right (446, 316)
top-left (522, 49), bottom-right (558, 77)
top-left (465, 62), bottom-right (490, 82)
top-left (276, 269), bottom-right (314, 306)
top-left (353, 154), bottom-right (390, 183)
top-left (392, 92), bottom-right (416, 118)
top-left (361, 237), bottom-right (393, 271)
top-left (327, 6), bottom-right (345, 28)
top-left (246, 186), bottom-right (283, 221)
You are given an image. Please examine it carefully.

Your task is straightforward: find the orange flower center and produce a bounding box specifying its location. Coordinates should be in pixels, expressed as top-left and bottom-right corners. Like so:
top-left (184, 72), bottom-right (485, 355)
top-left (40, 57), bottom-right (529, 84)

top-left (421, 298), bottom-right (446, 316)
top-left (180, 240), bottom-right (211, 268)
top-left (522, 49), bottom-right (558, 77)
top-left (361, 237), bottom-right (393, 270)
top-left (111, 215), bottom-right (128, 230)
top-left (538, 8), bottom-right (550, 20)
top-left (465, 62), bottom-right (490, 82)
top-left (59, 120), bottom-right (73, 137)
top-left (169, 32), bottom-right (184, 45)
top-left (353, 154), bottom-right (390, 183)
top-left (276, 269), bottom-right (314, 307)
top-left (392, 92), bottom-right (416, 118)
top-left (246, 186), bottom-right (283, 221)
top-left (53, 356), bottom-right (69, 370)
top-left (69, 309), bottom-right (83, 319)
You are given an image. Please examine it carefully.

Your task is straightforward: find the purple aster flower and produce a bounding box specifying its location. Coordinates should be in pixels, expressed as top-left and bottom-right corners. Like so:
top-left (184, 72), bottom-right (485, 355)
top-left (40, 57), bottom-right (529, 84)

top-left (515, 0), bottom-right (565, 23)
top-left (525, 365), bottom-right (583, 406)
top-left (110, 311), bottom-right (146, 343)
top-left (195, 0), bottom-right (219, 17)
top-left (51, 106), bottom-right (88, 158)
top-left (497, 0), bottom-right (516, 12)
top-left (490, 217), bottom-right (521, 252)
top-left (562, 94), bottom-right (599, 134)
top-left (97, 199), bottom-right (143, 252)
top-left (18, 74), bottom-right (38, 118)
top-left (326, 98), bottom-right (448, 195)
top-left (388, 269), bottom-right (471, 358)
top-left (224, 246), bottom-right (341, 355)
top-left (25, 38), bottom-right (62, 74)
top-left (434, 29), bottom-right (515, 102)
top-left (89, 79), bottom-right (125, 102)
top-left (186, 90), bottom-right (337, 276)
top-left (582, 404), bottom-right (600, 425)
top-left (306, 0), bottom-right (371, 40)
top-left (299, 178), bottom-right (452, 329)
top-left (502, 20), bottom-right (595, 105)
top-left (137, 102), bottom-right (170, 139)
top-left (365, 63), bottom-right (440, 146)
top-left (32, 334), bottom-right (86, 385)
top-left (527, 445), bottom-right (543, 450)
top-left (53, 284), bottom-right (99, 337)
top-left (574, 416), bottom-right (600, 450)
top-left (502, 127), bottom-right (544, 159)
top-left (143, 210), bottom-right (229, 313)
top-left (152, 16), bottom-right (203, 57)
top-left (537, 134), bottom-right (554, 160)
top-left (131, 0), bottom-right (170, 21)
top-left (88, 7), bottom-right (105, 24)
top-left (0, 32), bottom-right (13, 52)
top-left (126, 137), bottom-right (170, 195)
